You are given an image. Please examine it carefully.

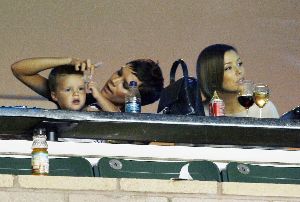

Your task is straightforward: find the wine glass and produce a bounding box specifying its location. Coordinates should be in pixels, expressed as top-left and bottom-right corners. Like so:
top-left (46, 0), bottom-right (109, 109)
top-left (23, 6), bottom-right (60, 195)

top-left (237, 80), bottom-right (254, 117)
top-left (253, 83), bottom-right (270, 118)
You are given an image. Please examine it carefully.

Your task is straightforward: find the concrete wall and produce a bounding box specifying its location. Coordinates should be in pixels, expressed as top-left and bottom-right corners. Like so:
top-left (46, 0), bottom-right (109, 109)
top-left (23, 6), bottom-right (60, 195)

top-left (0, 0), bottom-right (299, 114)
top-left (0, 175), bottom-right (300, 201)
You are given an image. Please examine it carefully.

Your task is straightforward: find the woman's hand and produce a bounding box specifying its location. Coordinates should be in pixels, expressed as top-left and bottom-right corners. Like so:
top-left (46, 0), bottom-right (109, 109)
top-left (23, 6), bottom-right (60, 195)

top-left (87, 81), bottom-right (121, 112)
top-left (70, 58), bottom-right (93, 72)
top-left (87, 81), bottom-right (101, 99)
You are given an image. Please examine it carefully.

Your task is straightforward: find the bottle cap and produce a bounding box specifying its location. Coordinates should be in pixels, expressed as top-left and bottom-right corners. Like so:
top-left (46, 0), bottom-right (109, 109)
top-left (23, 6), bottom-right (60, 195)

top-left (32, 135), bottom-right (48, 149)
top-left (129, 81), bottom-right (137, 87)
top-left (33, 128), bottom-right (46, 135)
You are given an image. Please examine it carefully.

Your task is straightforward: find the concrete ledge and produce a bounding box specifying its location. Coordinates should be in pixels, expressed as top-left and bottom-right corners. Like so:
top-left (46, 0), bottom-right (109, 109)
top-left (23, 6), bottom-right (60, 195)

top-left (222, 182), bottom-right (300, 197)
top-left (120, 178), bottom-right (218, 194)
top-left (0, 191), bottom-right (65, 202)
top-left (172, 198), bottom-right (268, 202)
top-left (0, 174), bottom-right (14, 188)
top-left (17, 175), bottom-right (118, 191)
top-left (0, 175), bottom-right (300, 201)
top-left (69, 194), bottom-right (168, 202)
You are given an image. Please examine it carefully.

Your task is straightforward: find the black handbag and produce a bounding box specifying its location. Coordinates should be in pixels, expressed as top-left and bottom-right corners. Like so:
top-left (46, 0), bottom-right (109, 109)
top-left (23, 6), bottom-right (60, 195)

top-left (280, 106), bottom-right (300, 120)
top-left (157, 59), bottom-right (205, 115)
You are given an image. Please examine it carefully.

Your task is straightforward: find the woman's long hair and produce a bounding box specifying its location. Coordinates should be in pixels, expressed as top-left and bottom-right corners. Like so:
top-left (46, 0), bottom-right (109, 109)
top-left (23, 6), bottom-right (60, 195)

top-left (196, 44), bottom-right (237, 101)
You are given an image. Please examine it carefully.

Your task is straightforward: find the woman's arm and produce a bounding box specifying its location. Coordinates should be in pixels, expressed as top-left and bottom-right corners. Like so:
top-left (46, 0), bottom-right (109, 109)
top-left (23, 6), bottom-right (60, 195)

top-left (11, 57), bottom-right (92, 99)
top-left (11, 57), bottom-right (73, 99)
top-left (88, 81), bottom-right (121, 112)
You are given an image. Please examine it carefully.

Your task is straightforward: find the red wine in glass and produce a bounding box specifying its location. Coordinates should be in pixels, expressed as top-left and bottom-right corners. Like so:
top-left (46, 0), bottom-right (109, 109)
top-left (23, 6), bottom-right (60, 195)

top-left (238, 95), bottom-right (254, 109)
top-left (237, 80), bottom-right (254, 117)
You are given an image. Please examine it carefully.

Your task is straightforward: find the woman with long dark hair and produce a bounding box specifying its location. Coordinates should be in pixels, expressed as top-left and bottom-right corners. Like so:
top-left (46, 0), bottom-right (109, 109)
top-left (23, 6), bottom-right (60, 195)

top-left (196, 44), bottom-right (279, 118)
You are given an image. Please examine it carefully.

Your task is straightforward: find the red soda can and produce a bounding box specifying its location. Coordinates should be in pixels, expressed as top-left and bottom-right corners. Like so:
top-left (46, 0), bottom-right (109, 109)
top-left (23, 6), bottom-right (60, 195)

top-left (209, 91), bottom-right (225, 116)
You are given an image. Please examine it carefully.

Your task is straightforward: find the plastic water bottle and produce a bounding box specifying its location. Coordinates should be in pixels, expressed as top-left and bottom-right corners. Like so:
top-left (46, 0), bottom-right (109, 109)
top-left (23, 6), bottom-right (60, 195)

top-left (125, 81), bottom-right (141, 113)
top-left (31, 128), bottom-right (49, 175)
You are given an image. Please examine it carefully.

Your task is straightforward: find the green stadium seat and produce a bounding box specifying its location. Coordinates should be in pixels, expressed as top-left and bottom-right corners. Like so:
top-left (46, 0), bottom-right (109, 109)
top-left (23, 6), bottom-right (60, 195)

top-left (96, 157), bottom-right (221, 181)
top-left (0, 157), bottom-right (93, 177)
top-left (223, 162), bottom-right (300, 184)
top-left (0, 157), bottom-right (31, 175)
top-left (49, 157), bottom-right (94, 177)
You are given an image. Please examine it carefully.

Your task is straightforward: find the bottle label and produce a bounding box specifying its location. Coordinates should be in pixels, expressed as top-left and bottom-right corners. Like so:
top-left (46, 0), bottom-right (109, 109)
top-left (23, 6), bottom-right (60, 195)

top-left (125, 101), bottom-right (141, 113)
top-left (32, 151), bottom-right (49, 175)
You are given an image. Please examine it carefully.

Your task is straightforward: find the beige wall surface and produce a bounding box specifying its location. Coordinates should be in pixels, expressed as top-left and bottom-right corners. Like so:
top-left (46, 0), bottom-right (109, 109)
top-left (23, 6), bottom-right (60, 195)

top-left (1, 175), bottom-right (300, 201)
top-left (0, 0), bottom-right (299, 114)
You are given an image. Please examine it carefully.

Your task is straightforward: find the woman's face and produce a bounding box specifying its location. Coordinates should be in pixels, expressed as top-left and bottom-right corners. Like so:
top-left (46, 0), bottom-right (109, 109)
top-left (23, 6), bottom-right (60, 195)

top-left (222, 50), bottom-right (245, 92)
top-left (101, 65), bottom-right (142, 105)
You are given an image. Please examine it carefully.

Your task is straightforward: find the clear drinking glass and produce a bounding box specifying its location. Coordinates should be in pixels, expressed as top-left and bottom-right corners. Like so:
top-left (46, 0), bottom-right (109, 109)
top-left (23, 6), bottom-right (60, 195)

top-left (253, 83), bottom-right (270, 118)
top-left (237, 80), bottom-right (254, 117)
top-left (84, 62), bottom-right (102, 93)
top-left (84, 70), bottom-right (93, 93)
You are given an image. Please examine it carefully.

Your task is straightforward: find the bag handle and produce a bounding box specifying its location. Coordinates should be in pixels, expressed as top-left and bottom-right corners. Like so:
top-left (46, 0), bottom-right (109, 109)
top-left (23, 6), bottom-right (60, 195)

top-left (170, 59), bottom-right (189, 84)
top-left (170, 59), bottom-right (196, 115)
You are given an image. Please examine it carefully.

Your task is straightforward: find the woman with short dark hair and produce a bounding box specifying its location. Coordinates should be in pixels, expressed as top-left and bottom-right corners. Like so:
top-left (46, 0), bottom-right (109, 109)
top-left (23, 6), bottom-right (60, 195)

top-left (11, 57), bottom-right (164, 112)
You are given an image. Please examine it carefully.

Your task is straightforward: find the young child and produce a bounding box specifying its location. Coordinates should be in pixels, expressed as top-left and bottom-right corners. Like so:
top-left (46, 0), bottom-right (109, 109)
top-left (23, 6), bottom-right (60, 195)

top-left (48, 65), bottom-right (107, 143)
top-left (48, 65), bottom-right (86, 111)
